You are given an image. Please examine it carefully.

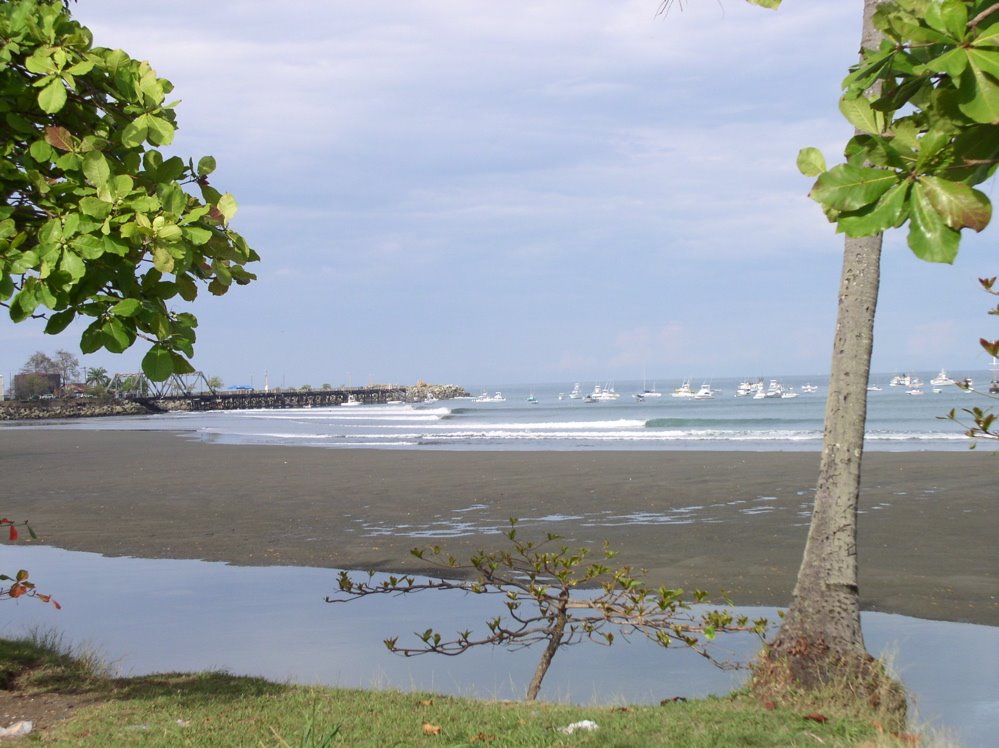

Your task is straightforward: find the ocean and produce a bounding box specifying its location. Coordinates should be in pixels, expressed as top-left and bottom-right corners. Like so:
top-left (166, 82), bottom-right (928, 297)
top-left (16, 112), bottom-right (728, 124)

top-left (31, 370), bottom-right (998, 452)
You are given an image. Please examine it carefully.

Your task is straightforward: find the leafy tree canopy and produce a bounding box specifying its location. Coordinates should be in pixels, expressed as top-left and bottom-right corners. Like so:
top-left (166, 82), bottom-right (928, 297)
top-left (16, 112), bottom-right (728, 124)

top-left (0, 0), bottom-right (258, 381)
top-left (797, 0), bottom-right (998, 263)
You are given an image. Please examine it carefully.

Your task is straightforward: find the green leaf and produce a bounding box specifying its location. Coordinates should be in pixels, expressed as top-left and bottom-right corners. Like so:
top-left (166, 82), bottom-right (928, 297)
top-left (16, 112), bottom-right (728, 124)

top-left (70, 234), bottom-right (105, 260)
top-left (843, 48), bottom-right (897, 94)
top-left (836, 180), bottom-right (910, 237)
top-left (796, 147), bottom-right (827, 177)
top-left (152, 246), bottom-right (176, 273)
top-left (924, 47), bottom-right (969, 77)
top-left (44, 309), bottom-right (76, 335)
top-left (745, 0), bottom-right (780, 8)
top-left (919, 175), bottom-right (992, 231)
top-left (170, 351), bottom-right (195, 375)
top-left (810, 164), bottom-right (898, 212)
top-left (839, 95), bottom-right (887, 134)
top-left (102, 317), bottom-right (132, 353)
top-left (29, 140), bottom-right (54, 163)
top-left (145, 115), bottom-right (174, 146)
top-left (216, 193), bottom-right (238, 224)
top-left (82, 151), bottom-right (111, 188)
top-left (121, 116), bottom-right (149, 148)
top-left (181, 225), bottom-right (213, 245)
top-left (908, 182), bottom-right (960, 263)
top-left (197, 156), bottom-right (216, 177)
top-left (967, 46), bottom-right (999, 79)
top-left (176, 274), bottom-right (198, 302)
top-left (142, 345), bottom-right (174, 381)
top-left (958, 63), bottom-right (999, 123)
top-left (111, 298), bottom-right (142, 317)
top-left (37, 78), bottom-right (67, 114)
top-left (59, 250), bottom-right (86, 281)
top-left (924, 0), bottom-right (967, 40)
top-left (79, 196), bottom-right (112, 219)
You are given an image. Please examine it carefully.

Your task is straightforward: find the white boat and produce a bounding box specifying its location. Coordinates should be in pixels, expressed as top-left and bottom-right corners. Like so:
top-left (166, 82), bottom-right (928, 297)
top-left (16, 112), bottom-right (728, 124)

top-left (867, 384), bottom-right (882, 392)
top-left (671, 380), bottom-right (695, 398)
top-left (764, 379), bottom-right (784, 398)
top-left (590, 384), bottom-right (620, 401)
top-left (781, 388), bottom-right (799, 399)
top-left (342, 394), bottom-right (362, 406)
top-left (890, 374), bottom-right (913, 387)
top-left (638, 374), bottom-right (663, 398)
top-left (693, 383), bottom-right (715, 399)
top-left (930, 369), bottom-right (955, 386)
top-left (568, 383), bottom-right (583, 399)
top-left (735, 380), bottom-right (754, 397)
top-left (906, 388), bottom-right (925, 396)
top-left (476, 391), bottom-right (506, 402)
top-left (527, 393), bottom-right (538, 404)
top-left (801, 383), bottom-right (818, 394)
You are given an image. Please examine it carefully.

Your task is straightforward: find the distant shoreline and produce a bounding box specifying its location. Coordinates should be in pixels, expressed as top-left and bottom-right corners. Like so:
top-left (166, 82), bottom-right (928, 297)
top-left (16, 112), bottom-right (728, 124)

top-left (1, 429), bottom-right (995, 626)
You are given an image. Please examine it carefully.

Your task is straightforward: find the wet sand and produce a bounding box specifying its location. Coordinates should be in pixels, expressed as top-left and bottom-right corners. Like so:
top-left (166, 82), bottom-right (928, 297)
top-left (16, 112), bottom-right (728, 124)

top-left (1, 429), bottom-right (995, 625)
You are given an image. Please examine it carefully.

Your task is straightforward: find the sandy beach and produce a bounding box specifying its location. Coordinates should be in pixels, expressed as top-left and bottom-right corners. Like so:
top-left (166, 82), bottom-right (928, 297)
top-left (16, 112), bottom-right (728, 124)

top-left (1, 428), bottom-right (995, 626)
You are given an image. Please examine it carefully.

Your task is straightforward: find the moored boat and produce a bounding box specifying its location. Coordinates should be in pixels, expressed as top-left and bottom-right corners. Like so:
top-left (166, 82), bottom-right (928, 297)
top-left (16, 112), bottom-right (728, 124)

top-left (671, 380), bottom-right (695, 398)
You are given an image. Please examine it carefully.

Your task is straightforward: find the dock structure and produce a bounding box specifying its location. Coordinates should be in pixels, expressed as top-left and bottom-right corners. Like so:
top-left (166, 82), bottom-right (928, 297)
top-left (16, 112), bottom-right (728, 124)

top-left (139, 386), bottom-right (408, 412)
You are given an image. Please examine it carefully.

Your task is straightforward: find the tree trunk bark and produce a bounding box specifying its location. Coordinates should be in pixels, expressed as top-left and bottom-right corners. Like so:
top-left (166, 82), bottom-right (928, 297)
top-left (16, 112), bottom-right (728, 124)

top-left (764, 233), bottom-right (881, 678)
top-left (526, 596), bottom-right (568, 701)
top-left (761, 0), bottom-right (889, 686)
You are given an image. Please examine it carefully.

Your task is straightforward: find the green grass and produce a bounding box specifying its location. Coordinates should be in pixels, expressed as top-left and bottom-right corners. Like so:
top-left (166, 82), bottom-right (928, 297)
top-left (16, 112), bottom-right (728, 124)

top-left (2, 634), bottom-right (913, 747)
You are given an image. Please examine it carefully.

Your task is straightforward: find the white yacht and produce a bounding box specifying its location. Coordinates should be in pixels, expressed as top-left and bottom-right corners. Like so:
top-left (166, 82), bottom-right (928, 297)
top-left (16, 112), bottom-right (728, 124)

top-left (764, 379), bottom-right (784, 398)
top-left (590, 384), bottom-right (620, 401)
top-left (476, 391), bottom-right (506, 403)
top-left (342, 394), bottom-right (362, 406)
top-left (801, 383), bottom-right (818, 394)
top-left (671, 380), bottom-right (695, 398)
top-left (930, 369), bottom-right (955, 386)
top-left (568, 383), bottom-right (583, 399)
top-left (693, 383), bottom-right (715, 399)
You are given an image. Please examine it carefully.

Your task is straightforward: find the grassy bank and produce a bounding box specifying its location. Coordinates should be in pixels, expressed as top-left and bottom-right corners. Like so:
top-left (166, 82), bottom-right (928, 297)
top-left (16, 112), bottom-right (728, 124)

top-left (0, 634), bottom-right (917, 746)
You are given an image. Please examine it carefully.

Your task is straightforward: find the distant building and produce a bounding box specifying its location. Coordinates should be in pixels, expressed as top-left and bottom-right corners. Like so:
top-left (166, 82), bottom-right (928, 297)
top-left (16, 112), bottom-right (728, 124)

top-left (13, 372), bottom-right (61, 400)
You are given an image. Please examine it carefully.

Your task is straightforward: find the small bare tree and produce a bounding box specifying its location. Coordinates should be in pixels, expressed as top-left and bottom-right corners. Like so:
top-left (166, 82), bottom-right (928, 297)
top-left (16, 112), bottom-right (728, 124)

top-left (329, 519), bottom-right (768, 701)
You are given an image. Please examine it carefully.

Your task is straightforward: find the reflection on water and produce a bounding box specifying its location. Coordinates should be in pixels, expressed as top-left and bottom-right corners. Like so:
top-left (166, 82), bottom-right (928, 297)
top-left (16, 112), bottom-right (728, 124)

top-left (1, 546), bottom-right (995, 747)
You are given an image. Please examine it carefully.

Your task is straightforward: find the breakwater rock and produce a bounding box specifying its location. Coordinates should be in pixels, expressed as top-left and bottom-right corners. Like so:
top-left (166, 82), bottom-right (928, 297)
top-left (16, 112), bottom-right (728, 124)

top-left (406, 383), bottom-right (470, 402)
top-left (0, 398), bottom-right (154, 421)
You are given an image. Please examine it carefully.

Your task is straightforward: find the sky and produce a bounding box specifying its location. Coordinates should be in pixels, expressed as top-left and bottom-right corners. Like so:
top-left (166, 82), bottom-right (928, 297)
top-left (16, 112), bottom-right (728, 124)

top-left (3, 1), bottom-right (996, 389)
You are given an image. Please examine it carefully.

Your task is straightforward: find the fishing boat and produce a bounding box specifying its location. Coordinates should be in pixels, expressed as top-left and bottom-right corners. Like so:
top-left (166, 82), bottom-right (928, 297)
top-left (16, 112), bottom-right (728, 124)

top-left (930, 369), bottom-right (955, 386)
top-left (342, 394), bottom-right (362, 406)
top-left (693, 383), bottom-right (715, 399)
top-left (568, 383), bottom-right (583, 399)
top-left (801, 383), bottom-right (818, 393)
top-left (590, 384), bottom-right (620, 401)
top-left (671, 380), bottom-right (695, 398)
top-left (476, 391), bottom-right (506, 403)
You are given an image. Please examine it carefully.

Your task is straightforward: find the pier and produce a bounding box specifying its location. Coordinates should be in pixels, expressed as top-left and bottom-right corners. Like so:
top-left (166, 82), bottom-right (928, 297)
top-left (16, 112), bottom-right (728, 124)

top-left (143, 386), bottom-right (408, 412)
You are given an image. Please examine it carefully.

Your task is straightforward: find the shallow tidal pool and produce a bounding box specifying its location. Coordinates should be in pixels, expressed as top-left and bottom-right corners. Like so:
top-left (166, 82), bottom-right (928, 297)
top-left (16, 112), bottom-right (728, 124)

top-left (0, 545), bottom-right (995, 747)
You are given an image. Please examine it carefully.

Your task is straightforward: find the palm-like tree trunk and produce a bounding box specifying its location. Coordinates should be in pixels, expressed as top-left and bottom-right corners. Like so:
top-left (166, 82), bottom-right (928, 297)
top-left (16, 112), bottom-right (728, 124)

top-left (760, 0), bottom-right (895, 689)
top-left (764, 232), bottom-right (881, 678)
